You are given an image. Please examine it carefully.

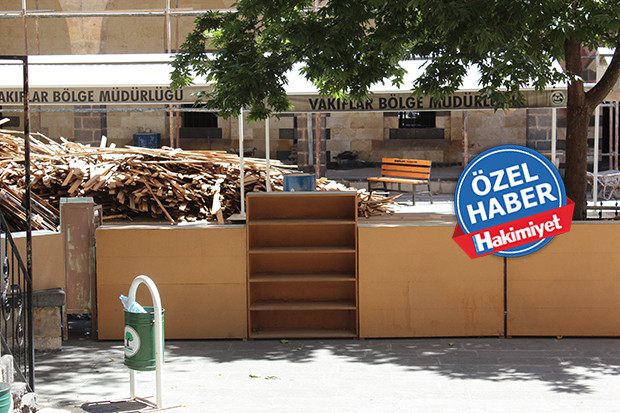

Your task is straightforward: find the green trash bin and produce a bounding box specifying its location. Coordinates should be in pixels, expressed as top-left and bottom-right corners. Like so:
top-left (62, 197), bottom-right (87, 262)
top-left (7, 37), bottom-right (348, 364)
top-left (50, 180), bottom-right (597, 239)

top-left (0, 383), bottom-right (11, 413)
top-left (124, 306), bottom-right (164, 371)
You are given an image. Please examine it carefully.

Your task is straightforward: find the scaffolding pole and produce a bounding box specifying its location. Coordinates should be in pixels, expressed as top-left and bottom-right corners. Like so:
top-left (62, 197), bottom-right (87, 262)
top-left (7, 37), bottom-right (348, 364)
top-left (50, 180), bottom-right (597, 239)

top-left (593, 105), bottom-right (600, 204)
top-left (0, 9), bottom-right (224, 19)
top-left (615, 101), bottom-right (619, 170)
top-left (551, 107), bottom-right (558, 168)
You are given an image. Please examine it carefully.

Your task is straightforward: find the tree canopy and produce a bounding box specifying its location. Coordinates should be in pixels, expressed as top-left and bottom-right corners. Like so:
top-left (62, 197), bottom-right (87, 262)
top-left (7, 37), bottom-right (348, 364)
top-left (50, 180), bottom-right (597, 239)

top-left (172, 0), bottom-right (620, 219)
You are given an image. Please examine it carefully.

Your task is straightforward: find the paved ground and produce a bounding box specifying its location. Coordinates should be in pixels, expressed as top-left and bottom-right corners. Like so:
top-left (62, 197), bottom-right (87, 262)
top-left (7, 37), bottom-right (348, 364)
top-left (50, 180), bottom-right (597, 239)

top-left (326, 165), bottom-right (619, 220)
top-left (36, 336), bottom-right (620, 413)
top-left (32, 166), bottom-right (619, 412)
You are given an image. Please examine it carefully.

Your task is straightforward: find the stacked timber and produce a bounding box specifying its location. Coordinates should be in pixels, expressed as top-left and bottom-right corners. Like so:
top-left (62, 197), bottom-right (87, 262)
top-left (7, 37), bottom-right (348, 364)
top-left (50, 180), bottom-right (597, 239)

top-left (0, 130), bottom-right (397, 230)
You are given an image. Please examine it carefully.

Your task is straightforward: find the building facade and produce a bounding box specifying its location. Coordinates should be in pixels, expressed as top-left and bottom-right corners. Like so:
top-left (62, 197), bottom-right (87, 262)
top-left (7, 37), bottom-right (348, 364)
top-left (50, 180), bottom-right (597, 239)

top-left (0, 1), bottom-right (617, 171)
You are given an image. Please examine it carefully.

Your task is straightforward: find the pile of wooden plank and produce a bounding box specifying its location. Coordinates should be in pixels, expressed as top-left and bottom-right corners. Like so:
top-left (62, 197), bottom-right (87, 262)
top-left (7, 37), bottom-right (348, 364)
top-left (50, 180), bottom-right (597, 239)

top-left (0, 130), bottom-right (397, 230)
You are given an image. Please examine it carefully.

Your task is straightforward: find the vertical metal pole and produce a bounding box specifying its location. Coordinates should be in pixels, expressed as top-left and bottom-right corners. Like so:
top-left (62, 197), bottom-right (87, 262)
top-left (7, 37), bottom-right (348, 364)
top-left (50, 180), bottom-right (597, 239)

top-left (265, 117), bottom-right (271, 192)
top-left (165, 0), bottom-right (171, 53)
top-left (607, 103), bottom-right (614, 169)
top-left (166, 0), bottom-right (174, 147)
top-left (129, 370), bottom-right (136, 399)
top-left (175, 0), bottom-right (180, 53)
top-left (22, 0), bottom-right (28, 56)
top-left (22, 0), bottom-right (35, 391)
top-left (239, 109), bottom-right (245, 216)
top-left (314, 113), bottom-right (320, 179)
top-left (168, 106), bottom-right (174, 147)
top-left (174, 0), bottom-right (180, 149)
top-left (593, 105), bottom-right (600, 204)
top-left (551, 108), bottom-right (557, 168)
top-left (35, 0), bottom-right (42, 133)
top-left (503, 257), bottom-right (507, 338)
top-left (35, 0), bottom-right (40, 53)
top-left (462, 112), bottom-right (469, 168)
top-left (614, 102), bottom-right (620, 169)
top-left (175, 110), bottom-right (180, 148)
top-left (23, 57), bottom-right (35, 392)
top-left (307, 113), bottom-right (314, 165)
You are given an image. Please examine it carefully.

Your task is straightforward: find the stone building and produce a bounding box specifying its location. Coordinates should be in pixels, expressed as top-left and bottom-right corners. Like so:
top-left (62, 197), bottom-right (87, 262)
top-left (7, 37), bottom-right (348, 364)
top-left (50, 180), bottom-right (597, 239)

top-left (0, 1), bottom-right (617, 171)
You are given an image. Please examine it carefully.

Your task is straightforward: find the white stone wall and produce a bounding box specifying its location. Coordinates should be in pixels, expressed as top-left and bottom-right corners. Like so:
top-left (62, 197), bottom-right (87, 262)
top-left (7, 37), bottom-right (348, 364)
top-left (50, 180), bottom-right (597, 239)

top-left (461, 109), bottom-right (527, 156)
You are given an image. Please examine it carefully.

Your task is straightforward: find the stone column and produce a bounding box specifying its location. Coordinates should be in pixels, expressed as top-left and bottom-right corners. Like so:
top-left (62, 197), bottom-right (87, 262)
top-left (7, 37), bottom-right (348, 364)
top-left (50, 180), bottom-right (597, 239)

top-left (58, 0), bottom-right (108, 54)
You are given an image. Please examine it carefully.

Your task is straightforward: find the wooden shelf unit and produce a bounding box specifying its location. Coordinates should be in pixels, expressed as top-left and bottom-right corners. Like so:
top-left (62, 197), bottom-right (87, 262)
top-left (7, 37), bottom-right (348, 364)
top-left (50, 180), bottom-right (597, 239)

top-left (246, 192), bottom-right (358, 339)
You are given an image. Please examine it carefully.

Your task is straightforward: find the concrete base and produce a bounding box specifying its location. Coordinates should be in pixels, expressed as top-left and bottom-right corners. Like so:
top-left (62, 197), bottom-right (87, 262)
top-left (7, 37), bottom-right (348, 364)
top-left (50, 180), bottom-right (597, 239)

top-left (33, 289), bottom-right (65, 351)
top-left (432, 179), bottom-right (457, 194)
top-left (34, 307), bottom-right (62, 351)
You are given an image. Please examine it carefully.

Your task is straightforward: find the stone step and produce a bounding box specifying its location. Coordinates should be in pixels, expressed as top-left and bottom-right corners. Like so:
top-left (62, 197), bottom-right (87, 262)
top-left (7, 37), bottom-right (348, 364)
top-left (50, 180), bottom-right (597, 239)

top-left (8, 382), bottom-right (38, 413)
top-left (0, 354), bottom-right (39, 413)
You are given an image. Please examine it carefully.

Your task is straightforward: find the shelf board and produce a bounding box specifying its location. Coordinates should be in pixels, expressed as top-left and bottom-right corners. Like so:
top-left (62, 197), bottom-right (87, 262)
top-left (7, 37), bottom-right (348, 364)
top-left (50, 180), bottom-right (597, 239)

top-left (250, 300), bottom-right (357, 311)
top-left (250, 273), bottom-right (356, 282)
top-left (248, 219), bottom-right (355, 226)
top-left (250, 328), bottom-right (357, 339)
top-left (248, 246), bottom-right (356, 254)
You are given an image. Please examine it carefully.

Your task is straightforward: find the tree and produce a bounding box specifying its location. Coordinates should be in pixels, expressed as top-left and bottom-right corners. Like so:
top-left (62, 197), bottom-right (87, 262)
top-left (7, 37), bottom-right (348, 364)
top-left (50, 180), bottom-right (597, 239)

top-left (171, 0), bottom-right (620, 219)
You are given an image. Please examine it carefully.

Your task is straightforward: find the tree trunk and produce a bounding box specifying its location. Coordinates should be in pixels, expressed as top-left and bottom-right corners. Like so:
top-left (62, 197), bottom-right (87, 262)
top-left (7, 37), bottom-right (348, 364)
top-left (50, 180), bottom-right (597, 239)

top-left (564, 90), bottom-right (590, 220)
top-left (563, 39), bottom-right (620, 220)
top-left (564, 39), bottom-right (591, 220)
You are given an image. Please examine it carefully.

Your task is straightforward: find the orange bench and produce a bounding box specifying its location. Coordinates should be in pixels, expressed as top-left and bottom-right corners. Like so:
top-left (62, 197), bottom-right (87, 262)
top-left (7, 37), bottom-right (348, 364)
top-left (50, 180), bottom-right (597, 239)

top-left (367, 158), bottom-right (433, 205)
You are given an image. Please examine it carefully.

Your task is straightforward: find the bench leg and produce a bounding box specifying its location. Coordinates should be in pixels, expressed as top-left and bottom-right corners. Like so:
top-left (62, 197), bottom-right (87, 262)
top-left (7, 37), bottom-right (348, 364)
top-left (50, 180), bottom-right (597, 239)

top-left (428, 182), bottom-right (433, 204)
top-left (411, 189), bottom-right (416, 206)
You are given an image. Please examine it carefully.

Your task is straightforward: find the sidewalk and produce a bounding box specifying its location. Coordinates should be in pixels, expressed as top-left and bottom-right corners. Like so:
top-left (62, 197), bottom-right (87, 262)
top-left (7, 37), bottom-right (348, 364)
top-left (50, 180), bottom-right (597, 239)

top-left (36, 337), bottom-right (620, 413)
top-left (326, 165), bottom-right (620, 221)
top-left (327, 165), bottom-right (458, 222)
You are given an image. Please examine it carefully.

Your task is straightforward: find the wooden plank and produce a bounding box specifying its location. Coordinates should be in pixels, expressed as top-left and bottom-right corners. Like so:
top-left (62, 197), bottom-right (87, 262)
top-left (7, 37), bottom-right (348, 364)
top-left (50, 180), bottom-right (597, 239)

top-left (145, 182), bottom-right (175, 224)
top-left (250, 300), bottom-right (357, 311)
top-left (248, 246), bottom-right (357, 254)
top-left (382, 164), bottom-right (431, 174)
top-left (250, 328), bottom-right (356, 339)
top-left (380, 170), bottom-right (430, 180)
top-left (0, 130), bottom-right (398, 228)
top-left (368, 176), bottom-right (426, 184)
top-left (250, 273), bottom-right (356, 282)
top-left (382, 157), bottom-right (432, 166)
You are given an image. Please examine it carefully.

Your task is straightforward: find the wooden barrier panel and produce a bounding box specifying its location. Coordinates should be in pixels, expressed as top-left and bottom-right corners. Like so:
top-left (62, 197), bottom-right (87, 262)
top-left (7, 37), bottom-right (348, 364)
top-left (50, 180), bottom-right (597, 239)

top-left (507, 222), bottom-right (620, 336)
top-left (96, 224), bottom-right (247, 340)
top-left (13, 231), bottom-right (65, 291)
top-left (358, 224), bottom-right (504, 338)
top-left (94, 220), bottom-right (620, 339)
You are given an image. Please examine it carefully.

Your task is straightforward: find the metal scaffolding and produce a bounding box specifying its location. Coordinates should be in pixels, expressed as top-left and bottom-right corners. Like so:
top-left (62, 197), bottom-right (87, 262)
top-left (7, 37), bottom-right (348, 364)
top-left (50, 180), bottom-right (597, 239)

top-left (0, 8), bottom-right (220, 18)
top-left (0, 1), bottom-right (230, 147)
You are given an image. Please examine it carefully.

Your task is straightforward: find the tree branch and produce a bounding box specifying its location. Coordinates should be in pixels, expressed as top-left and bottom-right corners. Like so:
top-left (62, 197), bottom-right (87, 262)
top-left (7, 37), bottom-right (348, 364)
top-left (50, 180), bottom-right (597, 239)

top-left (586, 38), bottom-right (620, 111)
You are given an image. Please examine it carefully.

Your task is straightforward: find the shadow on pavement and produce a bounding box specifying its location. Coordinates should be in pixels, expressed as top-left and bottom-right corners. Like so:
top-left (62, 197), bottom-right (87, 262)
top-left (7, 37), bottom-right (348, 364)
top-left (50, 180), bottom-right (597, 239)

top-left (160, 337), bottom-right (620, 394)
top-left (35, 336), bottom-right (620, 411)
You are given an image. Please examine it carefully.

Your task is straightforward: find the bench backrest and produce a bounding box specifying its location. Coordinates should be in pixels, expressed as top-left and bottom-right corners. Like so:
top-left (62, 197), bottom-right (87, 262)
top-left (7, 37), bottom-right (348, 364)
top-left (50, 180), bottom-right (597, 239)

top-left (380, 157), bottom-right (431, 181)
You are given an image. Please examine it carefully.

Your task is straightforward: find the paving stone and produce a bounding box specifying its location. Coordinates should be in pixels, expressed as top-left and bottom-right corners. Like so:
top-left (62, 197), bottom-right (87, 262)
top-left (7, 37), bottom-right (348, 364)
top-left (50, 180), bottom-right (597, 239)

top-left (33, 338), bottom-right (620, 412)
